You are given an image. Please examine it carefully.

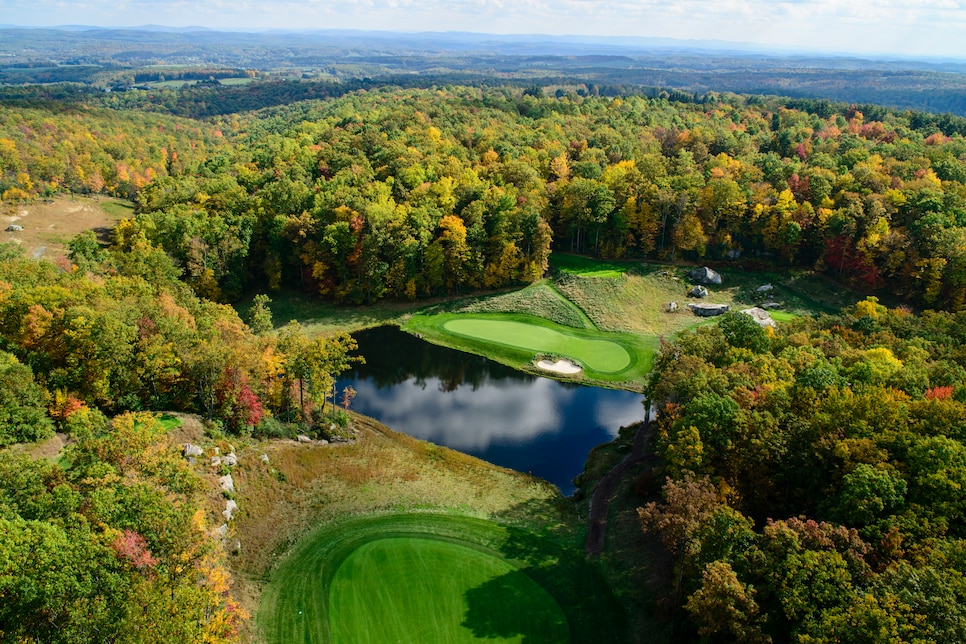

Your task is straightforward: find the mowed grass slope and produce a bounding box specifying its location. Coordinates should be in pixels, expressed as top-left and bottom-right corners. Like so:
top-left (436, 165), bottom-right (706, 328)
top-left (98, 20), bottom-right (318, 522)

top-left (231, 415), bottom-right (627, 644)
top-left (259, 513), bottom-right (582, 644)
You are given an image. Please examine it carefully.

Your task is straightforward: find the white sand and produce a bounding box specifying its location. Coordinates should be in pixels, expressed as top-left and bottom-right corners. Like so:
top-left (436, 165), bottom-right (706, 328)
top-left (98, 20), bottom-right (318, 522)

top-left (537, 359), bottom-right (582, 374)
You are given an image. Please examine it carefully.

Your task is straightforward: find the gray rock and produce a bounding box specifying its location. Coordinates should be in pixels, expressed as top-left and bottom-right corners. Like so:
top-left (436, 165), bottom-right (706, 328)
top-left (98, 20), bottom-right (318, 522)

top-left (688, 285), bottom-right (709, 298)
top-left (688, 303), bottom-right (731, 317)
top-left (260, 453), bottom-right (270, 464)
top-left (297, 434), bottom-right (312, 443)
top-left (219, 474), bottom-right (235, 494)
top-left (741, 307), bottom-right (777, 328)
top-left (761, 301), bottom-right (783, 309)
top-left (689, 266), bottom-right (723, 285)
top-left (223, 452), bottom-right (238, 467)
top-left (5, 224), bottom-right (23, 232)
top-left (665, 301), bottom-right (678, 312)
top-left (756, 284), bottom-right (774, 293)
top-left (183, 443), bottom-right (204, 458)
top-left (186, 457), bottom-right (198, 466)
top-left (210, 456), bottom-right (222, 467)
top-left (319, 439), bottom-right (329, 445)
top-left (215, 523), bottom-right (228, 539)
top-left (725, 249), bottom-right (741, 260)
top-left (223, 499), bottom-right (238, 521)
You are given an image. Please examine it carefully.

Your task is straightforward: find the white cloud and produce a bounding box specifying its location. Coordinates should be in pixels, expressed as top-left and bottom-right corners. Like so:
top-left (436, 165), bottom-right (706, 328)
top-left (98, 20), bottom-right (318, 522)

top-left (2, 0), bottom-right (965, 57)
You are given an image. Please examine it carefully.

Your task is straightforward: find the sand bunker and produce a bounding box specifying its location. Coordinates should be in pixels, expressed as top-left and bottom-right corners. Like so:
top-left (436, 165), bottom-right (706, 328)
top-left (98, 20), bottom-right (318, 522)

top-left (537, 359), bottom-right (582, 375)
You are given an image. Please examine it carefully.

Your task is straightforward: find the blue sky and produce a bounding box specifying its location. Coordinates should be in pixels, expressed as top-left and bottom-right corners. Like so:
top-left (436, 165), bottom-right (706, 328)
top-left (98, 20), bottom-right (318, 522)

top-left (2, 0), bottom-right (965, 59)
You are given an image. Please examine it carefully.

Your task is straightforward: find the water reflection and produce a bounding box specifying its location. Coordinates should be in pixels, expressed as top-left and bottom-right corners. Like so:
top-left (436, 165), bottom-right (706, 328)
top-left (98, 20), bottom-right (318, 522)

top-left (338, 326), bottom-right (643, 495)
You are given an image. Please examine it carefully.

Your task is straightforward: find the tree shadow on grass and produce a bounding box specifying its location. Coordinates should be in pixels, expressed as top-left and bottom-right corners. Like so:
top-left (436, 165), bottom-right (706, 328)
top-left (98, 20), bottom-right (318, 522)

top-left (461, 569), bottom-right (569, 644)
top-left (462, 499), bottom-right (628, 644)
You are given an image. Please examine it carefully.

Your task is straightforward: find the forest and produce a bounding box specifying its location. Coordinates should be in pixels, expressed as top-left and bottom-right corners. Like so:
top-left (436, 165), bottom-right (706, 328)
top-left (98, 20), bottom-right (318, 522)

top-left (642, 301), bottom-right (966, 641)
top-left (6, 86), bottom-right (966, 308)
top-left (4, 80), bottom-right (966, 640)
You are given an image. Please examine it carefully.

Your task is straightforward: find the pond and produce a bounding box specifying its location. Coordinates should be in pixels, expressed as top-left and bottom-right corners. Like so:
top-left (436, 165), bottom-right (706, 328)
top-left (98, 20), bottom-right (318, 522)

top-left (337, 326), bottom-right (644, 496)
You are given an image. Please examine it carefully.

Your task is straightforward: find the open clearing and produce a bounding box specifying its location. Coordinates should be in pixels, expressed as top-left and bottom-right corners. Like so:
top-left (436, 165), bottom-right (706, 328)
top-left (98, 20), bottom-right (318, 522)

top-left (257, 512), bottom-right (618, 643)
top-left (0, 196), bottom-right (132, 259)
top-left (443, 318), bottom-right (630, 373)
top-left (331, 537), bottom-right (568, 643)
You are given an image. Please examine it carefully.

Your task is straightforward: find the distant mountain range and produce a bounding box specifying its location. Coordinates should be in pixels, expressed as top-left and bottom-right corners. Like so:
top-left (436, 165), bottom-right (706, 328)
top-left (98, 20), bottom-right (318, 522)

top-left (1, 24), bottom-right (962, 65)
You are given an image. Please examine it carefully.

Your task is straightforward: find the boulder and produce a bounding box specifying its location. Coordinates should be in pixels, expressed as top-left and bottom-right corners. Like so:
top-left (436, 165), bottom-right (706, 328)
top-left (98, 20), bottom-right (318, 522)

top-left (223, 500), bottom-right (238, 521)
top-left (725, 249), bottom-right (741, 260)
top-left (688, 303), bottom-right (730, 317)
top-left (5, 224), bottom-right (23, 232)
top-left (756, 284), bottom-right (774, 293)
top-left (297, 434), bottom-right (312, 443)
top-left (210, 456), bottom-right (222, 467)
top-left (219, 474), bottom-right (235, 494)
top-left (223, 452), bottom-right (238, 467)
top-left (215, 524), bottom-right (228, 539)
top-left (319, 439), bottom-right (329, 445)
top-left (761, 301), bottom-right (782, 310)
top-left (689, 266), bottom-right (722, 285)
top-left (665, 301), bottom-right (678, 312)
top-left (741, 307), bottom-right (777, 328)
top-left (688, 285), bottom-right (709, 298)
top-left (183, 443), bottom-right (204, 458)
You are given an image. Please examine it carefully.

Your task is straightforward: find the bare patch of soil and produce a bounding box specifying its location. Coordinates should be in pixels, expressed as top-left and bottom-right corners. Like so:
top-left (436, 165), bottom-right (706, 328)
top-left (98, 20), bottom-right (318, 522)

top-left (9, 432), bottom-right (69, 461)
top-left (1, 196), bottom-right (133, 259)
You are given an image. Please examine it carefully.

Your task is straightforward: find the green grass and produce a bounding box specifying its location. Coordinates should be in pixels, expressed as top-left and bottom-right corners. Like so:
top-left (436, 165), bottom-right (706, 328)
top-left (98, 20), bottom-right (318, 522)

top-left (156, 413), bottom-right (182, 431)
top-left (404, 312), bottom-right (655, 385)
top-left (769, 311), bottom-right (801, 323)
top-left (242, 288), bottom-right (425, 336)
top-left (330, 538), bottom-right (568, 643)
top-left (443, 318), bottom-right (631, 373)
top-left (257, 512), bottom-right (624, 644)
top-left (449, 282), bottom-right (594, 329)
top-left (551, 254), bottom-right (634, 279)
top-left (98, 199), bottom-right (135, 219)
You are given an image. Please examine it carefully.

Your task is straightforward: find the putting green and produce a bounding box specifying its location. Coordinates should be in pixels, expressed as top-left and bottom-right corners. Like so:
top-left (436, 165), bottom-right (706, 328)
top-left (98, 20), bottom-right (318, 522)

top-left (329, 537), bottom-right (569, 643)
top-left (441, 318), bottom-right (631, 373)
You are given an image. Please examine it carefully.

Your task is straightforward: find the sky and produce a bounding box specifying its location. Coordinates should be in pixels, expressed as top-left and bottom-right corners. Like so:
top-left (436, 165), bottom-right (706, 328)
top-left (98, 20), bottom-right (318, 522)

top-left (2, 0), bottom-right (965, 59)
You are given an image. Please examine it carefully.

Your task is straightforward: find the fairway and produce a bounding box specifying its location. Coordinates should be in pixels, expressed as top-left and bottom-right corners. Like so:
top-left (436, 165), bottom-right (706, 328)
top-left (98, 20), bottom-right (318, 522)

top-left (258, 513), bottom-right (627, 644)
top-left (442, 318), bottom-right (631, 373)
top-left (330, 537), bottom-right (569, 643)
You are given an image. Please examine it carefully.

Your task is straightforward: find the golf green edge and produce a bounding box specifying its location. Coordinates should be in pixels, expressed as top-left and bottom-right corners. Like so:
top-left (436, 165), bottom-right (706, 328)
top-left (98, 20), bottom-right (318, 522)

top-left (257, 512), bottom-right (626, 644)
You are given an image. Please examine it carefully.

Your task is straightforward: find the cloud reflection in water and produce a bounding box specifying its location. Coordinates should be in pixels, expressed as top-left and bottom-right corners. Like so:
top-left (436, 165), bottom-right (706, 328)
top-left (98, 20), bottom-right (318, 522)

top-left (339, 326), bottom-right (643, 494)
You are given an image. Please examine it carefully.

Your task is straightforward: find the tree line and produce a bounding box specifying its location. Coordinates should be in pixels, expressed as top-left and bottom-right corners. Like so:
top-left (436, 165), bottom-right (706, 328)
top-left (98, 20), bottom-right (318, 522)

top-left (6, 84), bottom-right (966, 311)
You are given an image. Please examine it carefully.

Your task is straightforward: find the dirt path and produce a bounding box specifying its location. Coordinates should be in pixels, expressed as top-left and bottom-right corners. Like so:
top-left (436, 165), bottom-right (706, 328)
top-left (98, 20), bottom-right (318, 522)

top-left (585, 420), bottom-right (651, 557)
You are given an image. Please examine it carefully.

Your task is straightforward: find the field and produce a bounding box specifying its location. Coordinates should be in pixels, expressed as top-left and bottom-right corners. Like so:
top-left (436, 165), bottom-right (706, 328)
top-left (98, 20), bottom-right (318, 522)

top-left (0, 195), bottom-right (133, 259)
top-left (258, 513), bottom-right (589, 643)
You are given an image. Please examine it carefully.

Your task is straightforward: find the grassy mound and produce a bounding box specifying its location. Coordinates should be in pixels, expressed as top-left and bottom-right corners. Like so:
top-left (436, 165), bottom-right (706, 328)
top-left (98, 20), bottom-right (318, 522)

top-left (258, 512), bottom-right (622, 643)
top-left (405, 312), bottom-right (654, 384)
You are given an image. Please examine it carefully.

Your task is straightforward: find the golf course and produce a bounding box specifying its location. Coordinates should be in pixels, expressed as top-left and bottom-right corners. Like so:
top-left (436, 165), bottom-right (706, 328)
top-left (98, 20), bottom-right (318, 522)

top-left (247, 257), bottom-right (846, 643)
top-left (256, 512), bottom-right (623, 643)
